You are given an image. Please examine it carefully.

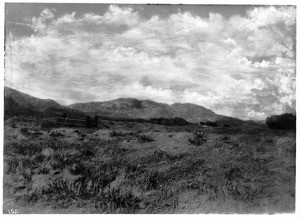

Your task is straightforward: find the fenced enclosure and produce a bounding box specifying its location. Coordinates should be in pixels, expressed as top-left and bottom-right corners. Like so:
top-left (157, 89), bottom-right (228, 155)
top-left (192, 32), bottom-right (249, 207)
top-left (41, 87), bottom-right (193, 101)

top-left (56, 113), bottom-right (98, 128)
top-left (55, 112), bottom-right (192, 128)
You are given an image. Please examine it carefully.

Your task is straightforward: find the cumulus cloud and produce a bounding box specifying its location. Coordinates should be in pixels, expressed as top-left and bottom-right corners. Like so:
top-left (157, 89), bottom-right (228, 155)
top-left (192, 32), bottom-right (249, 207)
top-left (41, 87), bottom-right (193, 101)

top-left (5, 5), bottom-right (296, 120)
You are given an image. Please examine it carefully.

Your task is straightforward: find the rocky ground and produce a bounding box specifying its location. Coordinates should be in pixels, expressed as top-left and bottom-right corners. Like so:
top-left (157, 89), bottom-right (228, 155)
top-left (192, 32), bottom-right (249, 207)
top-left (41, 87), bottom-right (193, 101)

top-left (3, 117), bottom-right (296, 214)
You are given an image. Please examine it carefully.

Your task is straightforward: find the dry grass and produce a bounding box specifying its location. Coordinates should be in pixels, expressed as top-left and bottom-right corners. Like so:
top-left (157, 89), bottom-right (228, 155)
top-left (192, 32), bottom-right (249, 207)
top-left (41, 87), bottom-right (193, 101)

top-left (3, 118), bottom-right (295, 214)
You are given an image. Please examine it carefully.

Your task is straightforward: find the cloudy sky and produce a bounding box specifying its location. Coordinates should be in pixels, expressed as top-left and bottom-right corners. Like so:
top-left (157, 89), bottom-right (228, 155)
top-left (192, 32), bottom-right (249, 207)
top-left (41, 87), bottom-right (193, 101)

top-left (5, 3), bottom-right (296, 120)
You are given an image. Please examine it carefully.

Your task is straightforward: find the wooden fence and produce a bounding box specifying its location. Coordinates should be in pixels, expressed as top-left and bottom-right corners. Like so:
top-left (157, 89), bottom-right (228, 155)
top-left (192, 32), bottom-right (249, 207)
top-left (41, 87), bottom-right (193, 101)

top-left (56, 113), bottom-right (98, 128)
top-left (56, 113), bottom-right (191, 128)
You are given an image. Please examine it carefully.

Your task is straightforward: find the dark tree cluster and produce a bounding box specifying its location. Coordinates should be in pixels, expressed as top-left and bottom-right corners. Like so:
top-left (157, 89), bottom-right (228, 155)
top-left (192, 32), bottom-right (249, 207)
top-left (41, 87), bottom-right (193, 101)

top-left (199, 121), bottom-right (218, 127)
top-left (96, 116), bottom-right (190, 126)
top-left (266, 113), bottom-right (296, 130)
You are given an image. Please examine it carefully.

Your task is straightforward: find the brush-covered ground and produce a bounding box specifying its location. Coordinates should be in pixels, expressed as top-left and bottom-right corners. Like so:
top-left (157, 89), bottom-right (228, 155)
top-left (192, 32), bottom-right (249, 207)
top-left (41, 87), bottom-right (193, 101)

top-left (3, 117), bottom-right (296, 214)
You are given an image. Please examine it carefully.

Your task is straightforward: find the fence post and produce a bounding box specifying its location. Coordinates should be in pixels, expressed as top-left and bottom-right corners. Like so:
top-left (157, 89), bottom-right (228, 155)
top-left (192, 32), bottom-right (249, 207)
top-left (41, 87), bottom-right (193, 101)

top-left (86, 115), bottom-right (91, 128)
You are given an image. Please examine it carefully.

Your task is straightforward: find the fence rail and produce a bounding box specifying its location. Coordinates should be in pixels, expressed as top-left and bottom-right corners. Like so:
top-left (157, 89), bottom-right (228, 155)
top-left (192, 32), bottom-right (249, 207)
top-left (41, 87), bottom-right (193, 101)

top-left (56, 113), bottom-right (98, 128)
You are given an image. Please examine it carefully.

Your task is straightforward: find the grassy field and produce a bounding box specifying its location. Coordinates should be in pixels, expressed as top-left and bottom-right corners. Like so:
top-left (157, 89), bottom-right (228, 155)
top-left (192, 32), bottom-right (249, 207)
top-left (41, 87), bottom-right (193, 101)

top-left (3, 116), bottom-right (296, 214)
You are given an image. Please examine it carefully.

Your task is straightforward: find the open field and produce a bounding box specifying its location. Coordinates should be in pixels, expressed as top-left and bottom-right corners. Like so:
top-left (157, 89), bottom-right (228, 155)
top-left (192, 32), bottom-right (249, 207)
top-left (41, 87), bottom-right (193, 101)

top-left (3, 116), bottom-right (295, 214)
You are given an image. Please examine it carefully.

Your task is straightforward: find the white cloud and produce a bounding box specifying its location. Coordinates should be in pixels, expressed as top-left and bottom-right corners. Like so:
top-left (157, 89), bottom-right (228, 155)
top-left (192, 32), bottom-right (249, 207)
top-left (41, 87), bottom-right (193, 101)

top-left (253, 60), bottom-right (271, 68)
top-left (103, 5), bottom-right (139, 26)
top-left (247, 6), bottom-right (296, 28)
top-left (32, 8), bottom-right (56, 32)
top-left (5, 5), bottom-right (296, 120)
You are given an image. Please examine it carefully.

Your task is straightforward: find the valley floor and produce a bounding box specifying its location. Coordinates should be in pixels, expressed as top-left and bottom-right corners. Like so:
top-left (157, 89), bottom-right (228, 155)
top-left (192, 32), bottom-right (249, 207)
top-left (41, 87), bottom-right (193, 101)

top-left (3, 117), bottom-right (296, 214)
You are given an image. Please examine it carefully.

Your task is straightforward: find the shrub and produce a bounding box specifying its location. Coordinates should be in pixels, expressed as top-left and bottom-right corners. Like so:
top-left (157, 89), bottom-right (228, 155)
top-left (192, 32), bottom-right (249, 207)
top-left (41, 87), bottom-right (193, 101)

top-left (219, 134), bottom-right (232, 141)
top-left (264, 136), bottom-right (274, 143)
top-left (69, 163), bottom-right (86, 175)
top-left (141, 170), bottom-right (165, 190)
top-left (80, 149), bottom-right (94, 157)
top-left (142, 151), bottom-right (166, 164)
top-left (125, 163), bottom-right (140, 176)
top-left (11, 121), bottom-right (17, 128)
top-left (5, 142), bottom-right (44, 165)
top-left (45, 175), bottom-right (108, 202)
top-left (40, 118), bottom-right (56, 129)
top-left (43, 178), bottom-right (80, 208)
top-left (50, 131), bottom-right (64, 137)
top-left (185, 178), bottom-right (206, 191)
top-left (37, 167), bottom-right (50, 175)
top-left (49, 151), bottom-right (68, 170)
top-left (16, 189), bottom-right (40, 204)
top-left (103, 188), bottom-right (141, 212)
top-left (9, 157), bottom-right (36, 176)
top-left (5, 158), bottom-right (20, 174)
top-left (110, 130), bottom-right (125, 137)
top-left (145, 185), bottom-right (178, 212)
top-left (188, 131), bottom-right (208, 146)
top-left (20, 127), bottom-right (30, 135)
top-left (255, 144), bottom-right (267, 153)
top-left (137, 134), bottom-right (154, 143)
top-left (266, 113), bottom-right (296, 130)
top-left (46, 141), bottom-right (64, 151)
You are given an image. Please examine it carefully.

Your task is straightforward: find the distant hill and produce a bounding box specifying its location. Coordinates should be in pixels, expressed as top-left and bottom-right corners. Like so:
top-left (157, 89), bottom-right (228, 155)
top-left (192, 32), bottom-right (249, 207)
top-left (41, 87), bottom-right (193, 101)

top-left (69, 98), bottom-right (226, 124)
top-left (4, 86), bottom-right (246, 126)
top-left (4, 87), bottom-right (84, 118)
top-left (5, 86), bottom-right (61, 111)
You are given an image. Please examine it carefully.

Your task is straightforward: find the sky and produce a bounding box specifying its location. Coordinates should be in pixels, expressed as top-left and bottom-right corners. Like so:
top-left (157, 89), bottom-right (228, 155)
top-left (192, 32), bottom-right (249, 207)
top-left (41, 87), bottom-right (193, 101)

top-left (4, 3), bottom-right (296, 120)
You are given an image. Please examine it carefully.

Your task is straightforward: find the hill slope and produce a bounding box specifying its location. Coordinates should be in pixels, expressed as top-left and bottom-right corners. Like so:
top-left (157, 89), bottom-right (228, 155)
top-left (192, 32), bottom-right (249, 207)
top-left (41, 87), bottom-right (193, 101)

top-left (4, 87), bottom-right (84, 118)
top-left (5, 87), bottom-right (61, 111)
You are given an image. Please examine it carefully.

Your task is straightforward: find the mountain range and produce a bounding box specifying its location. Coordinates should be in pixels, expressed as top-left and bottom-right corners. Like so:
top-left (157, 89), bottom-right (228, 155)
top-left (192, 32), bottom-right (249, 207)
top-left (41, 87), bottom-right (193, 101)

top-left (4, 86), bottom-right (244, 126)
top-left (69, 98), bottom-right (218, 122)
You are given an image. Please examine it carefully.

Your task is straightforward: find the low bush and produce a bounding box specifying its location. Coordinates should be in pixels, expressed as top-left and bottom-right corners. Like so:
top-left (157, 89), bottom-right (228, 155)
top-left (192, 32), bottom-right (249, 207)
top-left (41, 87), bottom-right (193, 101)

top-left (137, 134), bottom-right (154, 143)
top-left (49, 151), bottom-right (68, 170)
top-left (255, 144), bottom-right (267, 153)
top-left (102, 188), bottom-right (141, 213)
top-left (218, 135), bottom-right (232, 141)
top-left (10, 121), bottom-right (17, 128)
top-left (37, 167), bottom-right (50, 175)
top-left (5, 155), bottom-right (41, 175)
top-left (110, 130), bottom-right (125, 137)
top-left (144, 185), bottom-right (178, 212)
top-left (50, 131), bottom-right (64, 137)
top-left (264, 136), bottom-right (274, 143)
top-left (5, 158), bottom-right (20, 174)
top-left (143, 151), bottom-right (167, 164)
top-left (16, 142), bottom-right (43, 156)
top-left (40, 118), bottom-right (57, 129)
top-left (20, 127), bottom-right (30, 136)
top-left (188, 131), bottom-right (208, 146)
top-left (69, 162), bottom-right (86, 175)
top-left (141, 170), bottom-right (165, 191)
top-left (125, 163), bottom-right (140, 176)
top-left (16, 189), bottom-right (40, 204)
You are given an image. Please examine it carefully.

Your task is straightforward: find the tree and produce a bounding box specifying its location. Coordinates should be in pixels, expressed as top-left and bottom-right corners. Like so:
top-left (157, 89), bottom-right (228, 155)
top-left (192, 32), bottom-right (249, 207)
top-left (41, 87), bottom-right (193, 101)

top-left (266, 113), bottom-right (296, 130)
